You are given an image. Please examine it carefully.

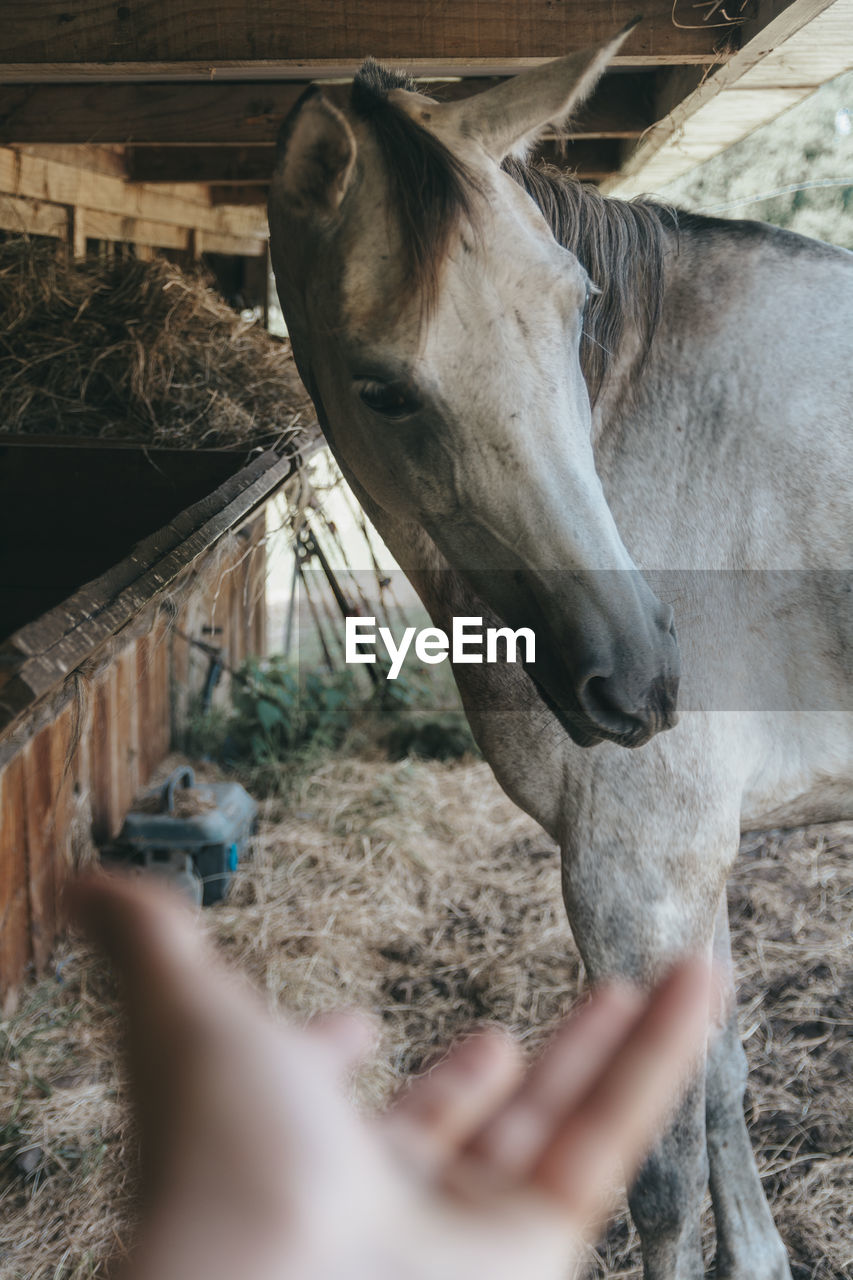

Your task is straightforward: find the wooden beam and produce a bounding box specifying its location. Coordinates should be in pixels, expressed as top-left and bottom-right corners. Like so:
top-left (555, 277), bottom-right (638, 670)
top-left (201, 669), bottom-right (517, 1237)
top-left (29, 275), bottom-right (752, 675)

top-left (0, 144), bottom-right (268, 240)
top-left (605, 0), bottom-right (852, 195)
top-left (0, 3), bottom-right (733, 73)
top-left (0, 73), bottom-right (656, 145)
top-left (81, 206), bottom-right (188, 251)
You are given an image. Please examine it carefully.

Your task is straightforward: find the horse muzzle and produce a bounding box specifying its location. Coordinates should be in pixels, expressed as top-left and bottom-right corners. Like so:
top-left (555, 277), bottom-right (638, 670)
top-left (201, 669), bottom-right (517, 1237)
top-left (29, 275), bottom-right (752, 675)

top-left (529, 610), bottom-right (681, 749)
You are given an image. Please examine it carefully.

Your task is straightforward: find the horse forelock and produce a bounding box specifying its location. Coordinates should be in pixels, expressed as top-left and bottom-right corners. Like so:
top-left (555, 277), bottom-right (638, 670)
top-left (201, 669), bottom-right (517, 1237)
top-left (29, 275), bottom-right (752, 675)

top-left (350, 59), bottom-right (483, 316)
top-left (349, 60), bottom-right (672, 401)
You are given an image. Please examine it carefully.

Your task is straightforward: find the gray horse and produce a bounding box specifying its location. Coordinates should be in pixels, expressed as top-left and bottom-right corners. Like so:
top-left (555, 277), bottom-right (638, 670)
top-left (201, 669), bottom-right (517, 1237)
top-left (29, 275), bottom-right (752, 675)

top-left (268, 27), bottom-right (852, 1280)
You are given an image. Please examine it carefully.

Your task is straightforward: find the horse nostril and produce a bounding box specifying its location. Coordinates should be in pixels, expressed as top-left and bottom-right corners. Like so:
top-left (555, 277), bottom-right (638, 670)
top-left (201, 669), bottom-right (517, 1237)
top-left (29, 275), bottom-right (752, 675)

top-left (577, 674), bottom-right (640, 736)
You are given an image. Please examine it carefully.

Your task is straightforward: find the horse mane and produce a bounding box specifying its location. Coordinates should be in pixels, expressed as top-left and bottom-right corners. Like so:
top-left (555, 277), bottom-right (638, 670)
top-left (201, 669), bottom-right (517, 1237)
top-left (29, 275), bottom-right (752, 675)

top-left (350, 59), bottom-right (678, 403)
top-left (351, 59), bottom-right (484, 318)
top-left (500, 159), bottom-right (679, 402)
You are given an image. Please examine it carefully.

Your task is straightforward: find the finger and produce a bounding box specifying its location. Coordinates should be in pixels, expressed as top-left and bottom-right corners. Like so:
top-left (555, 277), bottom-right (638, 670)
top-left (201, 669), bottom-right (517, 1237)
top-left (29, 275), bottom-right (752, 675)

top-left (68, 872), bottom-right (253, 1187)
top-left (305, 1010), bottom-right (379, 1073)
top-left (531, 958), bottom-right (711, 1224)
top-left (66, 871), bottom-right (215, 1006)
top-left (383, 1028), bottom-right (524, 1169)
top-left (463, 984), bottom-right (645, 1177)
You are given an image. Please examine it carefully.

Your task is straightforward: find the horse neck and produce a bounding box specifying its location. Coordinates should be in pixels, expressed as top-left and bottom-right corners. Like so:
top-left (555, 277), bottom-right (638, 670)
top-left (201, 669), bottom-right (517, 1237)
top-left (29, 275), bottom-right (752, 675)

top-left (585, 211), bottom-right (853, 569)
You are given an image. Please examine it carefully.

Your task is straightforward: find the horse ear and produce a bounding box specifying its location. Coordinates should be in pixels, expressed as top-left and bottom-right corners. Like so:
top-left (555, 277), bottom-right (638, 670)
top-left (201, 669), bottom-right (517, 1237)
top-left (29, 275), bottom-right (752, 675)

top-left (434, 20), bottom-right (639, 163)
top-left (272, 88), bottom-right (357, 218)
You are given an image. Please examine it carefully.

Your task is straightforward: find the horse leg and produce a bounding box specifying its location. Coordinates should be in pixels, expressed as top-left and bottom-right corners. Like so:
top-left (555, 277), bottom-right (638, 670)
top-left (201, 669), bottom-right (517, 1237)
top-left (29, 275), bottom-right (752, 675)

top-left (628, 1083), bottom-right (709, 1280)
top-left (558, 781), bottom-right (733, 1280)
top-left (706, 898), bottom-right (792, 1280)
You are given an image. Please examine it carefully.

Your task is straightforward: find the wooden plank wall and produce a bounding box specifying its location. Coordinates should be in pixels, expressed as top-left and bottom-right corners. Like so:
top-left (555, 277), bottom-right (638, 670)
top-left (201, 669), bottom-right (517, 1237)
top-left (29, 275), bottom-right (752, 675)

top-left (0, 516), bottom-right (267, 999)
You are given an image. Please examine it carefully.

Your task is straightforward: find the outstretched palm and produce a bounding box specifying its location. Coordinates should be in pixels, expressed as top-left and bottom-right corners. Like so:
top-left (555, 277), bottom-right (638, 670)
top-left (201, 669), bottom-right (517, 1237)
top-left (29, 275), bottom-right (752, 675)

top-left (71, 875), bottom-right (710, 1280)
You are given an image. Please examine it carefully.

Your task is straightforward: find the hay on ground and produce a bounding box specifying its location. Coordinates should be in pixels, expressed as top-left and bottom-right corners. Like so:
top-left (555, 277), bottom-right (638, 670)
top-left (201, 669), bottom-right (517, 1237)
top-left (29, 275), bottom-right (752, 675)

top-left (0, 237), bottom-right (316, 449)
top-left (0, 755), bottom-right (849, 1279)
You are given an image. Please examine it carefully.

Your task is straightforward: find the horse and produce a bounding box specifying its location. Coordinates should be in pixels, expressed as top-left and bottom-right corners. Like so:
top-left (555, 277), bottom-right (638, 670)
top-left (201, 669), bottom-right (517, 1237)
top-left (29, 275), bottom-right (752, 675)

top-left (267, 26), bottom-right (852, 1280)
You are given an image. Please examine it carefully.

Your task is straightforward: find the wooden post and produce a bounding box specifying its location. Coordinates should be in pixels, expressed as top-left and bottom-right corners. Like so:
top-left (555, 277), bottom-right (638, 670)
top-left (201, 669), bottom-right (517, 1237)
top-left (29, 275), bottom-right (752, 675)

top-left (188, 226), bottom-right (202, 261)
top-left (68, 205), bottom-right (86, 258)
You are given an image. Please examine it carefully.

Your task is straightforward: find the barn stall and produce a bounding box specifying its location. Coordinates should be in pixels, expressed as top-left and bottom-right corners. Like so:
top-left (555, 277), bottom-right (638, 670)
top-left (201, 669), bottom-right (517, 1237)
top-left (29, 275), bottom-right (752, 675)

top-left (0, 4), bottom-right (851, 1279)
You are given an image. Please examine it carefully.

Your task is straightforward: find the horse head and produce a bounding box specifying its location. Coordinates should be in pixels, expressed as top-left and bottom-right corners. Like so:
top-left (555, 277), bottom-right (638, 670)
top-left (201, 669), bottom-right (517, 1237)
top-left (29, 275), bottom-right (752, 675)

top-left (268, 25), bottom-right (680, 749)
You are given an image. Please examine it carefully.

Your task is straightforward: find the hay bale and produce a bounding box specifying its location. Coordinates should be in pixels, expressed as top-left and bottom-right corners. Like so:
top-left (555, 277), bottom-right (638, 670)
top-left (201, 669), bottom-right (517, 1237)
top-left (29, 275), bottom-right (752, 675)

top-left (0, 237), bottom-right (316, 449)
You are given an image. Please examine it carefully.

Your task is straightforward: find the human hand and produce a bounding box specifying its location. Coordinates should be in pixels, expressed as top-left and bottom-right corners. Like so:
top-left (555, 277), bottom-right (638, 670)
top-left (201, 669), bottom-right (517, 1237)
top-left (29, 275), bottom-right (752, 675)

top-left (69, 872), bottom-right (710, 1280)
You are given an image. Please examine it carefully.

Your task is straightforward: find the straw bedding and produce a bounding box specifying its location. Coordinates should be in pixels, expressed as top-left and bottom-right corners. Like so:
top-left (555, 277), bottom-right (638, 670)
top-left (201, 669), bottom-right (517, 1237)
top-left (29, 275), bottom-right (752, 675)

top-left (0, 754), bottom-right (850, 1279)
top-left (0, 238), bottom-right (315, 448)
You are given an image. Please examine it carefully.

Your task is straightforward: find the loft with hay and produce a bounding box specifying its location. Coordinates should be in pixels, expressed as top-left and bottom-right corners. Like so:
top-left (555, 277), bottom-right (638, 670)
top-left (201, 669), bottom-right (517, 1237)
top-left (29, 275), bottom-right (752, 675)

top-left (0, 241), bottom-right (320, 994)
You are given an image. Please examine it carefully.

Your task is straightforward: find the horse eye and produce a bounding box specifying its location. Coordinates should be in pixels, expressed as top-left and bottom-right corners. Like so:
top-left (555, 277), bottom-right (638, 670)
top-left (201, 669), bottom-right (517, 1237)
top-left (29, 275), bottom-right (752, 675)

top-left (357, 379), bottom-right (420, 419)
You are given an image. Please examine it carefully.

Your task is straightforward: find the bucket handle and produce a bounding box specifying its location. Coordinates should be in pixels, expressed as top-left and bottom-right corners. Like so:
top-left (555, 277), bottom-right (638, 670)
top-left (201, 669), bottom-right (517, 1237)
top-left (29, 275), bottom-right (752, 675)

top-left (162, 767), bottom-right (195, 814)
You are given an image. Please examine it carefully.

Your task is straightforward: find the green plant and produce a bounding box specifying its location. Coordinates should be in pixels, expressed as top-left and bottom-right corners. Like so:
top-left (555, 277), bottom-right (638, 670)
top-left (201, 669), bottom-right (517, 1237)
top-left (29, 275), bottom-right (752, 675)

top-left (226, 657), bottom-right (357, 765)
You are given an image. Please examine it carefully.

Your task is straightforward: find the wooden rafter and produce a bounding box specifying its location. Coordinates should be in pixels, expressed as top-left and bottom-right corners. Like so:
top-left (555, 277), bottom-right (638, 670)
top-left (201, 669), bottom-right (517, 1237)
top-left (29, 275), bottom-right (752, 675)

top-left (0, 72), bottom-right (656, 145)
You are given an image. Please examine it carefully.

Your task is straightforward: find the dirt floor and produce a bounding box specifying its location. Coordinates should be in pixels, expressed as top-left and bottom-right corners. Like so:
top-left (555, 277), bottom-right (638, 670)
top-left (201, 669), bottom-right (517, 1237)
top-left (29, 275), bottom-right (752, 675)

top-left (0, 754), bottom-right (850, 1279)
